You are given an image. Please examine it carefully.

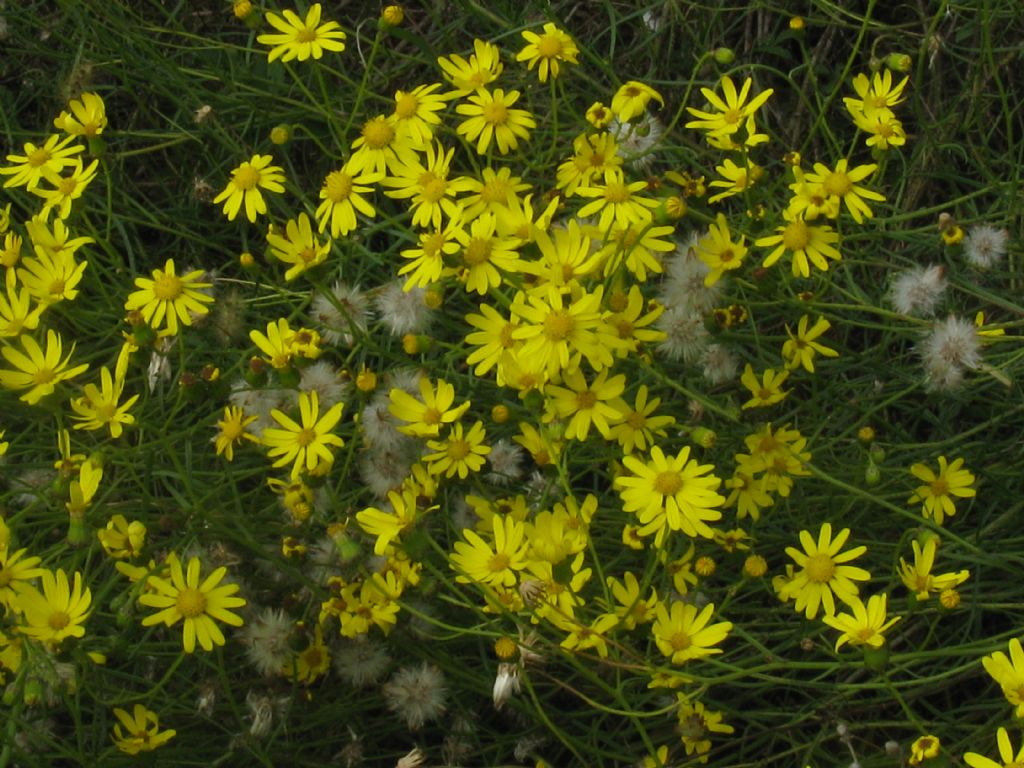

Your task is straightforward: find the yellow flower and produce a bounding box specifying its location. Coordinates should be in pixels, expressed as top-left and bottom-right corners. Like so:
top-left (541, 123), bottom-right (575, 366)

top-left (70, 365), bottom-right (139, 438)
top-left (802, 159), bottom-right (885, 223)
top-left (455, 88), bottom-right (536, 155)
top-left (213, 405), bottom-right (260, 461)
top-left (212, 154), bottom-right (286, 222)
top-left (543, 367), bottom-right (626, 441)
top-left (821, 593), bottom-right (901, 650)
top-left (0, 547), bottom-right (46, 612)
top-left (616, 445), bottom-right (725, 546)
top-left (33, 157), bottom-right (100, 218)
top-left (908, 456), bottom-right (976, 525)
top-left (257, 3), bottom-right (346, 63)
top-left (756, 213), bottom-right (842, 277)
top-left (139, 554), bottom-right (246, 653)
top-left (111, 705), bottom-right (176, 755)
top-left (685, 75), bottom-right (773, 149)
top-left (450, 514), bottom-right (529, 588)
top-left (0, 269), bottom-right (43, 338)
top-left (0, 329), bottom-right (89, 404)
top-left (124, 258), bottom-right (214, 336)
top-left (315, 162), bottom-right (380, 238)
top-left (696, 212), bottom-right (748, 286)
top-left (740, 364), bottom-right (790, 409)
top-left (97, 515), bottom-right (147, 560)
top-left (437, 39), bottom-right (503, 91)
top-left (262, 390), bottom-right (345, 480)
top-left (652, 600), bottom-right (732, 664)
top-left (382, 140), bottom-right (472, 229)
top-left (53, 92), bottom-right (108, 138)
top-left (388, 376), bottom-right (470, 438)
top-left (964, 727), bottom-right (1024, 768)
top-left (898, 537), bottom-right (969, 600)
top-left (910, 736), bottom-right (941, 766)
top-left (424, 420), bottom-right (490, 479)
top-left (390, 83), bottom-right (454, 148)
top-left (779, 522), bottom-right (870, 618)
top-left (14, 568), bottom-right (92, 646)
top-left (576, 168), bottom-right (659, 233)
top-left (515, 23), bottom-right (579, 82)
top-left (983, 638), bottom-right (1024, 718)
top-left (266, 212), bottom-right (330, 281)
top-left (782, 315), bottom-right (838, 372)
top-left (611, 81), bottom-right (664, 122)
top-left (0, 133), bottom-right (83, 190)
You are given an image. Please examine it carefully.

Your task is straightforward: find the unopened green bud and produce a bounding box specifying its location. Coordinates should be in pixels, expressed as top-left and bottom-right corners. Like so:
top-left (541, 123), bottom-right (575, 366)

top-left (864, 459), bottom-right (881, 486)
top-left (862, 643), bottom-right (890, 671)
top-left (270, 124), bottom-right (291, 145)
top-left (713, 47), bottom-right (735, 65)
top-left (885, 52), bottom-right (913, 72)
top-left (868, 445), bottom-right (885, 464)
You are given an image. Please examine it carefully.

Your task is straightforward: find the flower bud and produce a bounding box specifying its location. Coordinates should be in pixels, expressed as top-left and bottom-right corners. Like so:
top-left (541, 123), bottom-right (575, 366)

top-left (355, 367), bottom-right (377, 392)
top-left (270, 125), bottom-right (291, 145)
top-left (380, 5), bottom-right (404, 28)
top-left (885, 52), bottom-right (913, 72)
top-left (713, 47), bottom-right (735, 65)
top-left (864, 459), bottom-right (881, 486)
top-left (491, 404), bottom-right (510, 424)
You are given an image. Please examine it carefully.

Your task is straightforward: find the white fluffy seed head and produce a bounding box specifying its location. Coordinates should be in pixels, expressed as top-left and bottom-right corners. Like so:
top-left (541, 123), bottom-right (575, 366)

top-left (375, 280), bottom-right (433, 337)
top-left (381, 662), bottom-right (447, 730)
top-left (963, 224), bottom-right (1009, 269)
top-left (889, 264), bottom-right (946, 317)
top-left (655, 306), bottom-right (709, 363)
top-left (920, 314), bottom-right (982, 391)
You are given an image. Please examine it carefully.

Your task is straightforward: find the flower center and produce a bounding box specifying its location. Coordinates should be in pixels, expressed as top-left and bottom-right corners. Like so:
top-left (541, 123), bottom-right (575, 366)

top-left (537, 35), bottom-right (563, 58)
top-left (603, 182), bottom-right (630, 203)
top-left (653, 471), bottom-right (682, 496)
top-left (782, 220), bottom-right (811, 251)
top-left (295, 26), bottom-right (318, 43)
top-left (422, 407), bottom-right (442, 426)
top-left (0, 568), bottom-right (11, 587)
top-left (575, 389), bottom-right (597, 410)
top-left (49, 611), bottom-right (71, 630)
top-left (28, 148), bottom-right (51, 167)
top-left (669, 631), bottom-right (692, 651)
top-left (32, 367), bottom-right (55, 385)
top-left (232, 165), bottom-right (260, 190)
top-left (295, 427), bottom-right (317, 447)
top-left (176, 587), bottom-right (208, 619)
top-left (723, 107), bottom-right (742, 125)
top-left (447, 438), bottom-right (471, 461)
top-left (324, 171), bottom-right (353, 202)
top-left (488, 552), bottom-right (510, 573)
top-left (823, 172), bottom-right (852, 197)
top-left (361, 118), bottom-right (395, 149)
top-left (58, 177), bottom-right (79, 195)
top-left (805, 553), bottom-right (835, 583)
top-left (930, 478), bottom-right (949, 497)
top-left (480, 178), bottom-right (509, 204)
top-left (463, 238), bottom-right (492, 266)
top-left (422, 176), bottom-right (447, 203)
top-left (542, 310), bottom-right (574, 341)
top-left (153, 273), bottom-right (183, 301)
top-left (395, 93), bottom-right (419, 119)
top-left (482, 101), bottom-right (508, 126)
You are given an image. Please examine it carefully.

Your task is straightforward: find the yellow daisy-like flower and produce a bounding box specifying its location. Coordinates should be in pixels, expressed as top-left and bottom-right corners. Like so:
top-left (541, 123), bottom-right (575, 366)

top-left (388, 376), bottom-right (470, 438)
top-left (910, 736), bottom-right (942, 766)
top-left (212, 154), bottom-right (286, 222)
top-left (821, 593), bottom-right (901, 651)
top-left (112, 704), bottom-right (176, 755)
top-left (779, 522), bottom-right (870, 618)
top-left (0, 329), bottom-right (89, 405)
top-left (437, 38), bottom-right (503, 91)
top-left (782, 315), bottom-right (839, 372)
top-left (0, 547), bottom-right (46, 612)
top-left (908, 455), bottom-right (976, 525)
top-left (756, 213), bottom-right (842, 278)
top-left (262, 390), bottom-right (345, 480)
top-left (266, 212), bottom-right (330, 281)
top-left (455, 88), bottom-right (536, 155)
top-left (97, 514), bottom-right (147, 560)
top-left (685, 75), bottom-right (773, 148)
top-left (124, 258), bottom-right (214, 336)
top-left (515, 23), bottom-right (579, 82)
top-left (576, 167), bottom-right (659, 233)
top-left (615, 445), bottom-right (725, 546)
top-left (898, 536), bottom-right (969, 600)
top-left (54, 92), bottom-right (108, 138)
top-left (139, 554), bottom-right (246, 653)
top-left (450, 514), bottom-right (529, 588)
top-left (740, 364), bottom-right (790, 409)
top-left (315, 162), bottom-right (380, 238)
top-left (611, 81), bottom-right (664, 122)
top-left (964, 727), bottom-right (1024, 768)
top-left (983, 638), bottom-right (1024, 718)
top-left (696, 212), bottom-right (748, 286)
top-left (651, 600), bottom-right (732, 664)
top-left (14, 568), bottom-right (92, 647)
top-left (213, 405), bottom-right (260, 461)
top-left (0, 133), bottom-right (83, 190)
top-left (69, 364), bottom-right (139, 438)
top-left (424, 420), bottom-right (490, 479)
top-left (802, 159), bottom-right (885, 224)
top-left (257, 3), bottom-right (346, 63)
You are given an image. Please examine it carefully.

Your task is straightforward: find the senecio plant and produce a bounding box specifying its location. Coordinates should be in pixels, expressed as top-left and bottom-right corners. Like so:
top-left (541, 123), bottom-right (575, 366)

top-left (0, 1), bottom-right (1021, 766)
